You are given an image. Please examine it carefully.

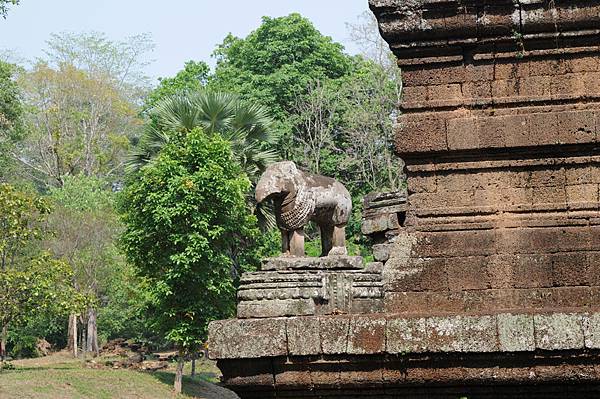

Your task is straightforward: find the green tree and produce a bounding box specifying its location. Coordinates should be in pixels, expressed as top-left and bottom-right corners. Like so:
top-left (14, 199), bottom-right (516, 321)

top-left (144, 60), bottom-right (210, 110)
top-left (120, 128), bottom-right (260, 393)
top-left (0, 183), bottom-right (82, 367)
top-left (0, 61), bottom-right (21, 136)
top-left (0, 0), bottom-right (18, 18)
top-left (210, 13), bottom-right (351, 149)
top-left (44, 31), bottom-right (154, 100)
top-left (96, 261), bottom-right (150, 344)
top-left (0, 182), bottom-right (47, 363)
top-left (0, 183), bottom-right (49, 272)
top-left (16, 62), bottom-right (140, 187)
top-left (131, 91), bottom-right (277, 175)
top-left (332, 58), bottom-right (403, 194)
top-left (45, 175), bottom-right (124, 357)
top-left (12, 32), bottom-right (153, 188)
top-left (0, 61), bottom-right (23, 182)
top-left (0, 255), bottom-right (83, 368)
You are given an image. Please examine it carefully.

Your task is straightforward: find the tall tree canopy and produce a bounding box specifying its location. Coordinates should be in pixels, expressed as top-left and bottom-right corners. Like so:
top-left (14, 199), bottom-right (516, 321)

top-left (12, 32), bottom-right (153, 188)
top-left (44, 31), bottom-right (154, 100)
top-left (17, 63), bottom-right (139, 187)
top-left (210, 13), bottom-right (351, 129)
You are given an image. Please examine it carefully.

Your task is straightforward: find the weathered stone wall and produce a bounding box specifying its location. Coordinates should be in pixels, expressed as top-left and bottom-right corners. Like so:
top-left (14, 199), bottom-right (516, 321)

top-left (210, 312), bottom-right (600, 398)
top-left (368, 0), bottom-right (600, 316)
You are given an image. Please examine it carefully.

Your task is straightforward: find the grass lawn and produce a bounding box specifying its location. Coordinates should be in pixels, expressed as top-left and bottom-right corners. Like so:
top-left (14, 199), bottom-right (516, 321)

top-left (0, 352), bottom-right (237, 399)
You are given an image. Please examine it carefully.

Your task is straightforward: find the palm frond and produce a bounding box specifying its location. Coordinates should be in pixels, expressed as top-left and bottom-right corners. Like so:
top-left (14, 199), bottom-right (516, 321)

top-left (192, 91), bottom-right (236, 134)
top-left (151, 93), bottom-right (200, 132)
top-left (125, 125), bottom-right (172, 173)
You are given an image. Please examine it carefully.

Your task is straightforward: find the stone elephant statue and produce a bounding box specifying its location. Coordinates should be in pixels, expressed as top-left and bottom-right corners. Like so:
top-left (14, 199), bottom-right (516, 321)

top-left (255, 161), bottom-right (352, 257)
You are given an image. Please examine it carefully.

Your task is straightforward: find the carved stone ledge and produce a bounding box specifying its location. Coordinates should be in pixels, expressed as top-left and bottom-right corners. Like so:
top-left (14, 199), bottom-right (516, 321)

top-left (260, 255), bottom-right (364, 271)
top-left (369, 0), bottom-right (600, 60)
top-left (209, 311), bottom-right (600, 359)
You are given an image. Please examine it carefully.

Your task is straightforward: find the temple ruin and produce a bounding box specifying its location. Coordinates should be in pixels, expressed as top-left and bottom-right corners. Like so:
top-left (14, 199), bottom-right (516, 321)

top-left (208, 1), bottom-right (600, 397)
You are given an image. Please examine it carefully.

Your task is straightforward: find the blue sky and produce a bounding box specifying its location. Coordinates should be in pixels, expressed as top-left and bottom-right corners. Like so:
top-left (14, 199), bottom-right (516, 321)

top-left (0, 0), bottom-right (370, 81)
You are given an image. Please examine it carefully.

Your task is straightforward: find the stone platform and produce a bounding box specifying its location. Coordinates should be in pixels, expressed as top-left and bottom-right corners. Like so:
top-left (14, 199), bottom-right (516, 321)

top-left (210, 311), bottom-right (600, 398)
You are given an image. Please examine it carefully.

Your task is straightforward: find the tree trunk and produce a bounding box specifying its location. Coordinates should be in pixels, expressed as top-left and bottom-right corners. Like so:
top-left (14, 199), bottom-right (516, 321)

top-left (191, 356), bottom-right (196, 377)
top-left (86, 308), bottom-right (99, 356)
top-left (79, 315), bottom-right (87, 362)
top-left (1, 323), bottom-right (8, 368)
top-left (68, 314), bottom-right (78, 358)
top-left (174, 348), bottom-right (185, 394)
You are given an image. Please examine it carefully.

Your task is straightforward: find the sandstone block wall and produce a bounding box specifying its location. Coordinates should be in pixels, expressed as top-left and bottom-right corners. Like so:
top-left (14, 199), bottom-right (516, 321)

top-left (368, 0), bottom-right (600, 316)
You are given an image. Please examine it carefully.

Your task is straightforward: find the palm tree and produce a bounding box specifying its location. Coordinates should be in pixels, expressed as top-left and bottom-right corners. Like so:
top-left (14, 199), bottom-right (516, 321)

top-left (127, 90), bottom-right (279, 229)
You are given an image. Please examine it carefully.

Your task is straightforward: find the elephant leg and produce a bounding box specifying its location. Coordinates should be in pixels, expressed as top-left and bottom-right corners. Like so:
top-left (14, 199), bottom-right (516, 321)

top-left (281, 229), bottom-right (290, 255)
top-left (328, 224), bottom-right (347, 256)
top-left (320, 224), bottom-right (334, 257)
top-left (289, 228), bottom-right (305, 257)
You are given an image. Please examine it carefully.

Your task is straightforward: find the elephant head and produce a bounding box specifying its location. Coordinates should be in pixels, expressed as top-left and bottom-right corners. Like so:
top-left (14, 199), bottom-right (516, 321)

top-left (255, 161), bottom-right (301, 204)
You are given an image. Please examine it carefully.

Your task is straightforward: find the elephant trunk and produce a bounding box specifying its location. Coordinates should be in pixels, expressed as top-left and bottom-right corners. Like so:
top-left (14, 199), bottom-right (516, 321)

top-left (255, 175), bottom-right (281, 204)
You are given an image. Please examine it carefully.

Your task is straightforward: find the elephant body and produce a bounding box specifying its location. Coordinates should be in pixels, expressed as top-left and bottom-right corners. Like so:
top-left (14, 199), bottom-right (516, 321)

top-left (256, 162), bottom-right (351, 257)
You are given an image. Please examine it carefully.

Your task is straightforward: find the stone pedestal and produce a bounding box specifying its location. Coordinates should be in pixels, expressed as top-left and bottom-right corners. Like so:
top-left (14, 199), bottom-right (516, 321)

top-left (236, 256), bottom-right (383, 318)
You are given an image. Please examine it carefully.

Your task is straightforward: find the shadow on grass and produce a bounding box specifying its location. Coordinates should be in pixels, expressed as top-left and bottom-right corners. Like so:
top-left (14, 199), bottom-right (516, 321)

top-left (151, 370), bottom-right (220, 397)
top-left (1, 362), bottom-right (81, 373)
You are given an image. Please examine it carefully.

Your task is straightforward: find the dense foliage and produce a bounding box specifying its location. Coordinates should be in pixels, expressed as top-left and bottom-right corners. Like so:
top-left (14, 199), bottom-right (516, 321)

top-left (0, 255), bottom-right (84, 362)
top-left (0, 184), bottom-right (84, 365)
top-left (120, 128), bottom-right (259, 345)
top-left (211, 13), bottom-right (351, 126)
top-left (0, 183), bottom-right (49, 270)
top-left (0, 61), bottom-right (21, 135)
top-left (0, 61), bottom-right (23, 181)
